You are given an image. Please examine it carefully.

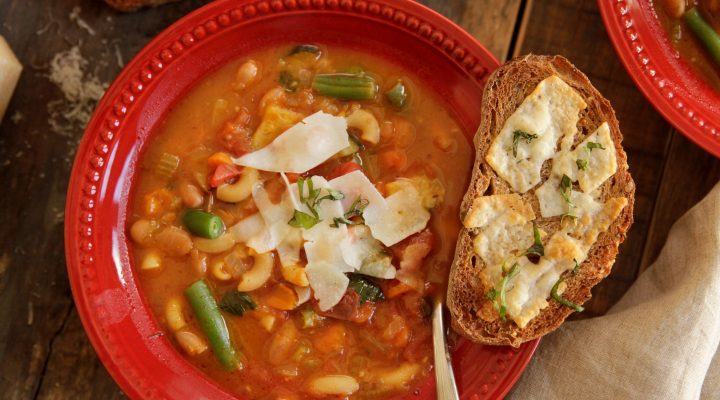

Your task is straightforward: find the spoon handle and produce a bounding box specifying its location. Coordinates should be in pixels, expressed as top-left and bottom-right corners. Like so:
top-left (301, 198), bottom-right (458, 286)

top-left (432, 298), bottom-right (460, 400)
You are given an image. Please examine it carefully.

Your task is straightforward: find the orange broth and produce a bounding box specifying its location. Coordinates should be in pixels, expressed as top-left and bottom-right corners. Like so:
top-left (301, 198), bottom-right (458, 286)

top-left (129, 45), bottom-right (472, 399)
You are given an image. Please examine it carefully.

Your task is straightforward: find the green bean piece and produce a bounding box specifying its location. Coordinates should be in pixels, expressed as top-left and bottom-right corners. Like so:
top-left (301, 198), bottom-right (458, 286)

top-left (385, 80), bottom-right (408, 109)
top-left (312, 73), bottom-right (378, 100)
top-left (684, 8), bottom-right (720, 66)
top-left (182, 209), bottom-right (225, 239)
top-left (185, 280), bottom-right (240, 371)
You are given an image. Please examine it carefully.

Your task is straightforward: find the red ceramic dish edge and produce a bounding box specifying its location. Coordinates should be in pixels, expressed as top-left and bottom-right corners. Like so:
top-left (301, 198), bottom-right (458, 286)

top-left (599, 0), bottom-right (720, 157)
top-left (64, 1), bottom-right (539, 399)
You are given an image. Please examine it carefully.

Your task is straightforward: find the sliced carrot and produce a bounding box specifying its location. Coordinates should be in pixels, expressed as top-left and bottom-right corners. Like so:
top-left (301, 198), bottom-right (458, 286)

top-left (207, 152), bottom-right (233, 167)
top-left (312, 323), bottom-right (347, 354)
top-left (142, 188), bottom-right (176, 217)
top-left (263, 283), bottom-right (298, 311)
top-left (385, 281), bottom-right (413, 299)
top-left (351, 302), bottom-right (375, 324)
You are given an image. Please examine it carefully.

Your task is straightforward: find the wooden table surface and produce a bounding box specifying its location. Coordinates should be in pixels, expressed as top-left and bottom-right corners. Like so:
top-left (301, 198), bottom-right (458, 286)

top-left (1, 0), bottom-right (719, 398)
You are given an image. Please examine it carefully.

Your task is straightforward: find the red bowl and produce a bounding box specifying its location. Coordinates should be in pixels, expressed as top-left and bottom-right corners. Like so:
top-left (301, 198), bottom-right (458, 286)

top-left (599, 0), bottom-right (720, 157)
top-left (64, 0), bottom-right (539, 398)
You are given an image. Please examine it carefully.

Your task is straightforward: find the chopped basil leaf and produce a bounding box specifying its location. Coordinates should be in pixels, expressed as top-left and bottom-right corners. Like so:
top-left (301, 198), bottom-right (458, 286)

top-left (524, 223), bottom-right (544, 263)
top-left (586, 142), bottom-right (606, 152)
top-left (288, 210), bottom-right (321, 229)
top-left (511, 130), bottom-right (539, 158)
top-left (219, 291), bottom-right (257, 316)
top-left (576, 159), bottom-right (588, 171)
top-left (560, 212), bottom-right (577, 225)
top-left (497, 263), bottom-right (521, 321)
top-left (279, 70), bottom-right (299, 92)
top-left (572, 258), bottom-right (581, 274)
top-left (559, 174), bottom-right (576, 223)
top-left (551, 276), bottom-right (584, 312)
top-left (329, 195), bottom-right (369, 227)
top-left (348, 274), bottom-right (384, 303)
top-left (291, 176), bottom-right (345, 228)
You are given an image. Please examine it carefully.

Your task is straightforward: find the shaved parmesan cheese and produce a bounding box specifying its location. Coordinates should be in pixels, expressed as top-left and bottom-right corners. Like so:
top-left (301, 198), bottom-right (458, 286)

top-left (305, 235), bottom-right (354, 273)
top-left (364, 184), bottom-right (431, 247)
top-left (228, 213), bottom-right (265, 243)
top-left (276, 229), bottom-right (302, 267)
top-left (233, 111), bottom-right (349, 173)
top-left (0, 36), bottom-right (22, 123)
top-left (328, 170), bottom-right (386, 211)
top-left (473, 212), bottom-right (534, 281)
top-left (306, 262), bottom-right (349, 311)
top-left (346, 225), bottom-right (396, 279)
top-left (295, 286), bottom-right (312, 305)
top-left (576, 123), bottom-right (617, 193)
top-left (247, 182), bottom-right (297, 253)
top-left (486, 75), bottom-right (587, 193)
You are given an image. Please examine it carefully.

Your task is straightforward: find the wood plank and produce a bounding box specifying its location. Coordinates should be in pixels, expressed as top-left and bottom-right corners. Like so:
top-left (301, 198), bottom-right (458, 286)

top-left (515, 0), bottom-right (673, 316)
top-left (640, 132), bottom-right (720, 271)
top-left (417, 0), bottom-right (524, 61)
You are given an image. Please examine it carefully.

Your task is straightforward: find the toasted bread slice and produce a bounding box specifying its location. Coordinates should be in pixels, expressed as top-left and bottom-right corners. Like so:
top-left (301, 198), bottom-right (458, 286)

top-left (447, 55), bottom-right (635, 347)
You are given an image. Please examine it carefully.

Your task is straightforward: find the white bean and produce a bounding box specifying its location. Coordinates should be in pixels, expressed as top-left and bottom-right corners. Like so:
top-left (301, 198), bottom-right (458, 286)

top-left (234, 60), bottom-right (260, 90)
top-left (175, 330), bottom-right (208, 356)
top-left (179, 183), bottom-right (204, 208)
top-left (307, 375), bottom-right (359, 396)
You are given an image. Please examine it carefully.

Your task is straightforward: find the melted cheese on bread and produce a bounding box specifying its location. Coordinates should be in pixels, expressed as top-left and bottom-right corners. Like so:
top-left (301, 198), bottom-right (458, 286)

top-left (469, 75), bottom-right (627, 328)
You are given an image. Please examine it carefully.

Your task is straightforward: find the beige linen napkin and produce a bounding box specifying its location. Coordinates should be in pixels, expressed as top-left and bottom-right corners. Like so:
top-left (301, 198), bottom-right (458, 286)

top-left (507, 182), bottom-right (720, 400)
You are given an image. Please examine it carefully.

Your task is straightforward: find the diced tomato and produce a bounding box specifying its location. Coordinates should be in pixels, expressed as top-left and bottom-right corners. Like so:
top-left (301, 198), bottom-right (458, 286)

top-left (384, 281), bottom-right (414, 299)
top-left (284, 172), bottom-right (301, 183)
top-left (325, 161), bottom-right (362, 180)
top-left (316, 290), bottom-right (360, 321)
top-left (312, 323), bottom-right (347, 355)
top-left (391, 229), bottom-right (434, 292)
top-left (217, 108), bottom-right (253, 156)
top-left (209, 163), bottom-right (242, 188)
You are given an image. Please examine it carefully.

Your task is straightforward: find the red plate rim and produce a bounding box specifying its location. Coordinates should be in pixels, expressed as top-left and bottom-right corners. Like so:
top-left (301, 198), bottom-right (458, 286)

top-left (599, 0), bottom-right (720, 157)
top-left (64, 1), bottom-right (540, 399)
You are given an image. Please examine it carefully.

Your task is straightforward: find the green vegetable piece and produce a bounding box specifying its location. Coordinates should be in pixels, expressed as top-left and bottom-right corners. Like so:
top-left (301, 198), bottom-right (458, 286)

top-left (496, 263), bottom-right (521, 321)
top-left (385, 80), bottom-right (408, 109)
top-left (559, 174), bottom-right (573, 204)
top-left (348, 274), bottom-right (384, 303)
top-left (288, 209), bottom-right (321, 229)
top-left (551, 276), bottom-right (585, 312)
top-left (685, 8), bottom-right (720, 67)
top-left (335, 134), bottom-right (364, 158)
top-left (329, 195), bottom-right (369, 228)
top-left (524, 223), bottom-right (544, 263)
top-left (155, 152), bottom-right (180, 180)
top-left (185, 280), bottom-right (240, 371)
top-left (300, 307), bottom-right (324, 328)
top-left (182, 209), bottom-right (225, 239)
top-left (512, 130), bottom-right (538, 157)
top-left (289, 44), bottom-right (321, 57)
top-left (219, 291), bottom-right (256, 316)
top-left (279, 70), bottom-right (299, 92)
top-left (576, 159), bottom-right (588, 171)
top-left (586, 141), bottom-right (606, 152)
top-left (312, 73), bottom-right (378, 100)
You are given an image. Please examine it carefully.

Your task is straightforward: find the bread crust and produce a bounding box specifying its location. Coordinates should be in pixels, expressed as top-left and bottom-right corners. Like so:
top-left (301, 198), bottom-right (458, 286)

top-left (447, 54), bottom-right (635, 347)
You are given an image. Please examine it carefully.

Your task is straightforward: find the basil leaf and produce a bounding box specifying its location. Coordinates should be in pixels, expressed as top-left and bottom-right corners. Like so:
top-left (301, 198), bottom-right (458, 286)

top-left (219, 291), bottom-right (257, 316)
top-left (524, 222), bottom-right (544, 263)
top-left (576, 159), bottom-right (588, 171)
top-left (348, 274), bottom-right (384, 303)
top-left (551, 276), bottom-right (584, 312)
top-left (288, 209), bottom-right (321, 229)
top-left (586, 141), bottom-right (606, 152)
top-left (497, 263), bottom-right (521, 321)
top-left (512, 130), bottom-right (539, 158)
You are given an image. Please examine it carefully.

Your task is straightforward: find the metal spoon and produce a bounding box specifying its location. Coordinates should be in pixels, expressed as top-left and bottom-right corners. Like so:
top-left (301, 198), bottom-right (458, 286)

top-left (432, 296), bottom-right (460, 400)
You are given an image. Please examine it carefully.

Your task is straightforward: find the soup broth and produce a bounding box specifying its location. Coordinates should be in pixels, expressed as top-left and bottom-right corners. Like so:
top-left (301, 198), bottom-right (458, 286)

top-left (129, 44), bottom-right (472, 399)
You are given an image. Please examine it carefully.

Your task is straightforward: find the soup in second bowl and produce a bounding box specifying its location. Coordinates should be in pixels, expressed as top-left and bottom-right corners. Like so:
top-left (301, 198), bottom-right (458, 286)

top-left (128, 44), bottom-right (472, 399)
